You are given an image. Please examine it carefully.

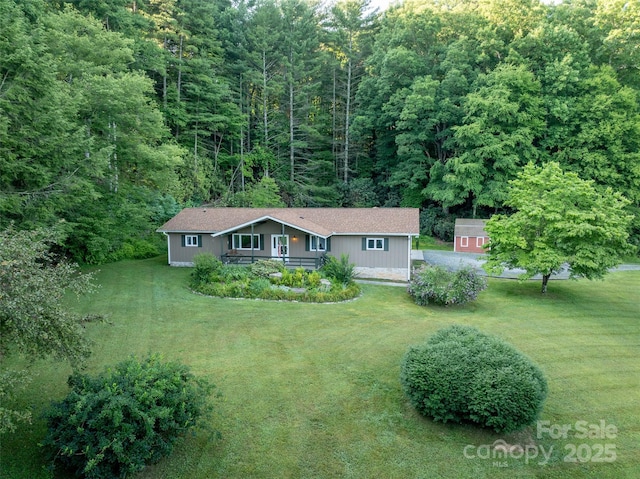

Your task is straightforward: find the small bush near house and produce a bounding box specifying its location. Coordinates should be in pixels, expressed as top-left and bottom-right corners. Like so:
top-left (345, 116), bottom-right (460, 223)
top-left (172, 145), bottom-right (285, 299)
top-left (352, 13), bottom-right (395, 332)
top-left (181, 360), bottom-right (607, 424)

top-left (249, 259), bottom-right (285, 278)
top-left (248, 278), bottom-right (273, 296)
top-left (191, 253), bottom-right (223, 286)
top-left (320, 254), bottom-right (357, 285)
top-left (42, 355), bottom-right (215, 479)
top-left (216, 265), bottom-right (250, 282)
top-left (400, 325), bottom-right (548, 433)
top-left (408, 265), bottom-right (486, 306)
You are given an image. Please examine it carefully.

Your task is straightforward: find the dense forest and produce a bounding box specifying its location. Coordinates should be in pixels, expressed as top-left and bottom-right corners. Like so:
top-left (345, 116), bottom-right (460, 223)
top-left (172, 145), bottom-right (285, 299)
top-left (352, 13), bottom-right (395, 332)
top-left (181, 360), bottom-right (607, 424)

top-left (1, 0), bottom-right (638, 263)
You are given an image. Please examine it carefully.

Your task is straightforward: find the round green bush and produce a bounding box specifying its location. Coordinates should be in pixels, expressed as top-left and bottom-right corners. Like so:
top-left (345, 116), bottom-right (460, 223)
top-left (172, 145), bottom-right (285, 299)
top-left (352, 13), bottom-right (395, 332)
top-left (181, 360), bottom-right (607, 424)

top-left (400, 325), bottom-right (547, 433)
top-left (42, 355), bottom-right (214, 479)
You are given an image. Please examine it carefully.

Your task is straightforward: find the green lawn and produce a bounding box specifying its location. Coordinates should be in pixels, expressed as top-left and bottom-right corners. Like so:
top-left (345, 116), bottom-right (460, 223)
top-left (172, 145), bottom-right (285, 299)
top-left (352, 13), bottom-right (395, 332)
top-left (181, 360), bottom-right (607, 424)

top-left (416, 235), bottom-right (454, 251)
top-left (2, 256), bottom-right (639, 479)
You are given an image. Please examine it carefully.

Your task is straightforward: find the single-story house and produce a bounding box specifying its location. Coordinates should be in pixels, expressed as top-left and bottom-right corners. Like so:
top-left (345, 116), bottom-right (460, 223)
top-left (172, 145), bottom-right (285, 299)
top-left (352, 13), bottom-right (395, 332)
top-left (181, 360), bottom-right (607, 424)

top-left (453, 218), bottom-right (489, 253)
top-left (157, 207), bottom-right (419, 281)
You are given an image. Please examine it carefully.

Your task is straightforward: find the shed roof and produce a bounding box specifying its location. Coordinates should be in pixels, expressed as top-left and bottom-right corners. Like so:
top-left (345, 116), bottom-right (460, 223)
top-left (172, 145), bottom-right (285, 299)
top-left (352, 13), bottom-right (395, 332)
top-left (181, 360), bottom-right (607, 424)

top-left (157, 207), bottom-right (419, 237)
top-left (454, 218), bottom-right (489, 237)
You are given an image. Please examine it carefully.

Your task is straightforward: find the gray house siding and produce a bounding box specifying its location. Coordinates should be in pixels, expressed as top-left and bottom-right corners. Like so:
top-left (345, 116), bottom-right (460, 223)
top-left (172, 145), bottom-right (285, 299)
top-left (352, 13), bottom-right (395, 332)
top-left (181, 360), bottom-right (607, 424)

top-left (332, 235), bottom-right (411, 281)
top-left (166, 233), bottom-right (223, 265)
top-left (331, 236), bottom-right (408, 268)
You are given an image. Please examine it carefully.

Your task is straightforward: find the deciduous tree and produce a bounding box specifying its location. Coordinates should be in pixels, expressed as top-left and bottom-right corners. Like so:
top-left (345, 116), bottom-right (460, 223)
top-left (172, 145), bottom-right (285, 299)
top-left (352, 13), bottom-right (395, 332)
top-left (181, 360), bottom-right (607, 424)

top-left (0, 226), bottom-right (96, 433)
top-left (483, 162), bottom-right (634, 293)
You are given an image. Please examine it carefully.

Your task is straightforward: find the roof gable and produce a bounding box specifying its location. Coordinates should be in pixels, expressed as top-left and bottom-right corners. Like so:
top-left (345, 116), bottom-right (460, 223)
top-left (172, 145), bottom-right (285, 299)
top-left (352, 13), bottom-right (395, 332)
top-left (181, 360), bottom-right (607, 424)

top-left (157, 207), bottom-right (419, 236)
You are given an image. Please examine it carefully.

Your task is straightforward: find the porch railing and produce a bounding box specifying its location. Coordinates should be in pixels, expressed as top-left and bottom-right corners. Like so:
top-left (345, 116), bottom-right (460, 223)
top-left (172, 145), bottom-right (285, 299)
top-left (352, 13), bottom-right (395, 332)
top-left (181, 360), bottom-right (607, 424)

top-left (221, 253), bottom-right (321, 269)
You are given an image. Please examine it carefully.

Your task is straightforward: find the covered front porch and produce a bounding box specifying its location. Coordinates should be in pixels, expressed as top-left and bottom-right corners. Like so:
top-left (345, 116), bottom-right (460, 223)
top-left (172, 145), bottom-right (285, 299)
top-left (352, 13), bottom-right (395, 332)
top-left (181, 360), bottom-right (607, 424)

top-left (213, 217), bottom-right (330, 270)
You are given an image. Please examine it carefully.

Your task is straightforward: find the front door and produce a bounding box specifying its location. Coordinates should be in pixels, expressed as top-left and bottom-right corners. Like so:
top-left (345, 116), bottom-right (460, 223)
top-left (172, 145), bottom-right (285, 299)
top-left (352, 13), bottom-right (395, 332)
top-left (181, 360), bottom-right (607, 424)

top-left (271, 234), bottom-right (289, 261)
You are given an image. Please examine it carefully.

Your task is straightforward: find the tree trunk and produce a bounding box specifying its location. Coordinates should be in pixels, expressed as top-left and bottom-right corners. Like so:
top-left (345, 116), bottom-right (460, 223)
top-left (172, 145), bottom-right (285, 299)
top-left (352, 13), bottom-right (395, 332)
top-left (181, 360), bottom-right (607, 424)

top-left (193, 101), bottom-right (198, 175)
top-left (262, 50), bottom-right (270, 177)
top-left (162, 34), bottom-right (168, 111)
top-left (541, 274), bottom-right (550, 293)
top-left (240, 77), bottom-right (245, 194)
top-left (289, 78), bottom-right (294, 183)
top-left (109, 120), bottom-right (118, 193)
top-left (175, 34), bottom-right (184, 139)
top-left (344, 34), bottom-right (353, 183)
top-left (177, 35), bottom-right (183, 104)
top-left (332, 68), bottom-right (337, 178)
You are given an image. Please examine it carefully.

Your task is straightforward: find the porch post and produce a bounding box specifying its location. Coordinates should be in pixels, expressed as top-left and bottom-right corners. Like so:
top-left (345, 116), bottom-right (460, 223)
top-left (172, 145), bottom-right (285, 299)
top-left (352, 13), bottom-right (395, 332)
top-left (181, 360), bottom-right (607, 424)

top-left (251, 223), bottom-right (255, 263)
top-left (281, 223), bottom-right (285, 264)
top-left (164, 233), bottom-right (171, 265)
top-left (407, 235), bottom-right (412, 281)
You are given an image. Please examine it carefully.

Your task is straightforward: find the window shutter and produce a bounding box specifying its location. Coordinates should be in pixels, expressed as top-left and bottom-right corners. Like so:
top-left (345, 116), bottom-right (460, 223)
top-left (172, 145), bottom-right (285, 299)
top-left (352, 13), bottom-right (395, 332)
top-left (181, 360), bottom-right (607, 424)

top-left (228, 235), bottom-right (233, 249)
top-left (181, 235), bottom-right (186, 247)
top-left (260, 234), bottom-right (265, 251)
top-left (362, 237), bottom-right (367, 250)
top-left (384, 238), bottom-right (389, 251)
top-left (305, 235), bottom-right (310, 251)
top-left (326, 237), bottom-right (331, 252)
top-left (198, 235), bottom-right (203, 247)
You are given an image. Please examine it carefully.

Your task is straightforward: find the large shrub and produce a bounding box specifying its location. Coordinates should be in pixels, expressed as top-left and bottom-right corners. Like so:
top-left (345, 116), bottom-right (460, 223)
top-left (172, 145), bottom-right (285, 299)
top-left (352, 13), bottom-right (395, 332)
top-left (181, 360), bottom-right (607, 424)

top-left (42, 355), bottom-right (214, 479)
top-left (400, 326), bottom-right (547, 433)
top-left (408, 265), bottom-right (486, 306)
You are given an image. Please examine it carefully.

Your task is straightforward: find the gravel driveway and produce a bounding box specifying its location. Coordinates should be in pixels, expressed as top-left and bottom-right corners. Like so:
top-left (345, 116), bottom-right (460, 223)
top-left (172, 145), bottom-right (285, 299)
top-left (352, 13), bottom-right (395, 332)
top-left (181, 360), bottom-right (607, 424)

top-left (416, 250), bottom-right (640, 280)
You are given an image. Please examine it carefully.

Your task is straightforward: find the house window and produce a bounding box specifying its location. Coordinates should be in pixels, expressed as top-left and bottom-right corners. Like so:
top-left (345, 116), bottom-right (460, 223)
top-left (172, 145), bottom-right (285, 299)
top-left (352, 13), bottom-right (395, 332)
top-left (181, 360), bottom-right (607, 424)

top-left (233, 233), bottom-right (261, 250)
top-left (460, 236), bottom-right (469, 247)
top-left (311, 236), bottom-right (326, 251)
top-left (476, 237), bottom-right (485, 248)
top-left (185, 235), bottom-right (199, 247)
top-left (366, 238), bottom-right (385, 251)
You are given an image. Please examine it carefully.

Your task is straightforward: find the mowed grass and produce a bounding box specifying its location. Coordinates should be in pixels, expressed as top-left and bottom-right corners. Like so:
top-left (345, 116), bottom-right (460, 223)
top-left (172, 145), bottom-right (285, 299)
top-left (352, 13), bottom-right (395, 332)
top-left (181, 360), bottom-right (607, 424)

top-left (1, 257), bottom-right (639, 479)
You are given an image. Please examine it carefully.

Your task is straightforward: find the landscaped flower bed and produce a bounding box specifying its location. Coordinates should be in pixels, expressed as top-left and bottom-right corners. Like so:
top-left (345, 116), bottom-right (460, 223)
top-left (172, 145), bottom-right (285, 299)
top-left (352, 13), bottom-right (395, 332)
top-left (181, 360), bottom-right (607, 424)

top-left (190, 254), bottom-right (360, 302)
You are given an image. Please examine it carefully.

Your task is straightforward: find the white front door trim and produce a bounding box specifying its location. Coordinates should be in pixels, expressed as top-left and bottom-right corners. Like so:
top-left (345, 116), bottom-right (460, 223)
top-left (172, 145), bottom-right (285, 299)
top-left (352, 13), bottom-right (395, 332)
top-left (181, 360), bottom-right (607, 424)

top-left (271, 234), bottom-right (289, 261)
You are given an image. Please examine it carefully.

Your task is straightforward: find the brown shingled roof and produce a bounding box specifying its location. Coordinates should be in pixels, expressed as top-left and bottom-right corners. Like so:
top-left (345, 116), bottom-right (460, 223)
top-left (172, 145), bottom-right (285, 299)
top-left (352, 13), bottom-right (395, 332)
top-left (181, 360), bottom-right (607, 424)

top-left (454, 218), bottom-right (488, 237)
top-left (157, 208), bottom-right (419, 236)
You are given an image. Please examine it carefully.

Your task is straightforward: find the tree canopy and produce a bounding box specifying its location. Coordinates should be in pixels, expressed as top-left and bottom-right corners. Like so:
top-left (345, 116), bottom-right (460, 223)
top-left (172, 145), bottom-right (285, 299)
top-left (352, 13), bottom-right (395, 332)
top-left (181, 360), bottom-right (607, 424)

top-left (1, 0), bottom-right (638, 258)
